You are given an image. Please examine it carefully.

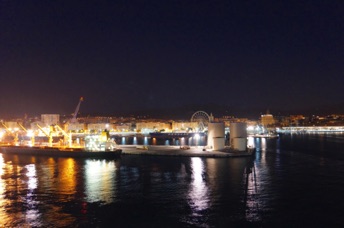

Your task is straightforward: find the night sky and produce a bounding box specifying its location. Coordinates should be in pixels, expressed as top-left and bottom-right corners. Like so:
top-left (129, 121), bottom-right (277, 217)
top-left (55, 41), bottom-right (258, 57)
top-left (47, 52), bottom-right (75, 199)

top-left (1, 0), bottom-right (343, 118)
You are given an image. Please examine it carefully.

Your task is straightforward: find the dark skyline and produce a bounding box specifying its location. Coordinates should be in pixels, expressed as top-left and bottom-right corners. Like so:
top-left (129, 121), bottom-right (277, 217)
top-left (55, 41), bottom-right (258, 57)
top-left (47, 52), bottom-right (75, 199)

top-left (1, 0), bottom-right (343, 118)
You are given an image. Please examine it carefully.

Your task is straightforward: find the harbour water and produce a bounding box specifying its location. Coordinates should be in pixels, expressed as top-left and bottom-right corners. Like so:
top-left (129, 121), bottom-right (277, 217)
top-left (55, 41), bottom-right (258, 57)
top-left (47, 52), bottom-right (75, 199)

top-left (1, 133), bottom-right (344, 227)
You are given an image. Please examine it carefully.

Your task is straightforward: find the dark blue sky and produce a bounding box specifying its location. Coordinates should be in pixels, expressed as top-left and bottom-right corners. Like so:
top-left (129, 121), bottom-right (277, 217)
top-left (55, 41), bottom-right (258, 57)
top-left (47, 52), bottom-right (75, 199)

top-left (0, 0), bottom-right (343, 118)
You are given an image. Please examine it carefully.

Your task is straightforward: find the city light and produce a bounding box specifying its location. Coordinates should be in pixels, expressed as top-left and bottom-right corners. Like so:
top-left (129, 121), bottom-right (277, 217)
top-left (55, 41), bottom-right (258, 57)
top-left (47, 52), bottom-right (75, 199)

top-left (247, 125), bottom-right (255, 131)
top-left (27, 130), bottom-right (34, 137)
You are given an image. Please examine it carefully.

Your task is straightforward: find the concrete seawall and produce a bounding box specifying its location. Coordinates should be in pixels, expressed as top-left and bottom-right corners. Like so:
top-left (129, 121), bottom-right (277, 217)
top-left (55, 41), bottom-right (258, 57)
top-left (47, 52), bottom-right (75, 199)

top-left (119, 145), bottom-right (254, 158)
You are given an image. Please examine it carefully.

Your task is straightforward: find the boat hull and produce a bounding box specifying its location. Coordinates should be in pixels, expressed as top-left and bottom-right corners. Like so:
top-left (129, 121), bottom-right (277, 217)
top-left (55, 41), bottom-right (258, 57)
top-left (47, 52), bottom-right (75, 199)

top-left (0, 146), bottom-right (122, 158)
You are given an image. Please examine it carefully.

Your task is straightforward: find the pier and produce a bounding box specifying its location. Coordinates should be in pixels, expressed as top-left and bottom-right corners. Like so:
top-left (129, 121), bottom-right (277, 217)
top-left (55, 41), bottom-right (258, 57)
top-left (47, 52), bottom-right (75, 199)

top-left (277, 126), bottom-right (344, 133)
top-left (119, 145), bottom-right (254, 158)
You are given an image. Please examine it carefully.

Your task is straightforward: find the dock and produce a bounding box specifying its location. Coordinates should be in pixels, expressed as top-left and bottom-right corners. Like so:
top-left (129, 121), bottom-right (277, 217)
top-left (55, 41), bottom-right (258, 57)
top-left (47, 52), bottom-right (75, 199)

top-left (119, 145), bottom-right (254, 158)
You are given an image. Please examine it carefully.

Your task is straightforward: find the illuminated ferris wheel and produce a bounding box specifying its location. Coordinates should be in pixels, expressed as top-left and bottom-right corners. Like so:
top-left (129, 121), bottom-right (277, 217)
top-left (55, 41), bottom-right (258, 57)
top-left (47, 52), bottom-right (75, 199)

top-left (191, 111), bottom-right (210, 131)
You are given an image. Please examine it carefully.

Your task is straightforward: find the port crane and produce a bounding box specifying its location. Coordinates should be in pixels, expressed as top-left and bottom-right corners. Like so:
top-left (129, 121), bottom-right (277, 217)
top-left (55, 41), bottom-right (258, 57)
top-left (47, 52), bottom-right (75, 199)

top-left (36, 124), bottom-right (53, 147)
top-left (1, 122), bottom-right (19, 145)
top-left (17, 122), bottom-right (35, 146)
top-left (71, 97), bottom-right (83, 123)
top-left (54, 124), bottom-right (72, 147)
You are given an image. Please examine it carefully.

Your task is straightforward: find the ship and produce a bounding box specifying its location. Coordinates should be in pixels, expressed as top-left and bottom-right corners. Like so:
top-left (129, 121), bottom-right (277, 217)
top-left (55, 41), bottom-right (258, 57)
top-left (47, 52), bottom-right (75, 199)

top-left (0, 131), bottom-right (122, 158)
top-left (0, 145), bottom-right (122, 158)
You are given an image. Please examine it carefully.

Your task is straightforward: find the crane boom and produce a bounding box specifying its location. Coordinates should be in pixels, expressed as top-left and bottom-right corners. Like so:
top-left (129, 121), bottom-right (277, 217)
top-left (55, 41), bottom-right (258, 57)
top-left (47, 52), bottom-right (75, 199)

top-left (1, 122), bottom-right (19, 145)
top-left (36, 124), bottom-right (49, 137)
top-left (18, 122), bottom-right (35, 146)
top-left (17, 122), bottom-right (27, 132)
top-left (54, 124), bottom-right (72, 147)
top-left (1, 122), bottom-right (12, 134)
top-left (36, 124), bottom-right (53, 147)
top-left (71, 97), bottom-right (83, 123)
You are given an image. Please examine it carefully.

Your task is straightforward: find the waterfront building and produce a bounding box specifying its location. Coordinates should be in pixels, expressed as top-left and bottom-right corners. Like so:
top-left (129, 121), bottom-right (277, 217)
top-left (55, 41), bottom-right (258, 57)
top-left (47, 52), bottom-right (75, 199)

top-left (261, 113), bottom-right (275, 127)
top-left (2, 121), bottom-right (20, 130)
top-left (66, 123), bottom-right (86, 132)
top-left (216, 117), bottom-right (251, 129)
top-left (136, 122), bottom-right (172, 133)
top-left (172, 121), bottom-right (199, 132)
top-left (289, 115), bottom-right (306, 126)
top-left (277, 126), bottom-right (344, 133)
top-left (113, 123), bottom-right (132, 132)
top-left (87, 123), bottom-right (112, 133)
top-left (41, 114), bottom-right (60, 126)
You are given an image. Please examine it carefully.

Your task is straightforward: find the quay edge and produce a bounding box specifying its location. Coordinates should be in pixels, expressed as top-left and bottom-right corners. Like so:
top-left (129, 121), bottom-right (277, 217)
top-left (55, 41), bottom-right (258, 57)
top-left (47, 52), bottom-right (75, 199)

top-left (119, 145), bottom-right (255, 158)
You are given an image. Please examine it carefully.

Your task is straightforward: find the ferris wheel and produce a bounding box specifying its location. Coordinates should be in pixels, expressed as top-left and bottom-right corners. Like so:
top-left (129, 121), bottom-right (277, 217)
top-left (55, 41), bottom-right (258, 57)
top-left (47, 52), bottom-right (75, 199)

top-left (191, 111), bottom-right (210, 131)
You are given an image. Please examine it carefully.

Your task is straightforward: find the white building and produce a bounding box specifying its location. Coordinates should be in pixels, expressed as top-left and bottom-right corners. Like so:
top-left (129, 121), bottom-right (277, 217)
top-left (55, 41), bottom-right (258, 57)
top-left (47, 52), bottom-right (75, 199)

top-left (136, 122), bottom-right (171, 133)
top-left (87, 123), bottom-right (112, 133)
top-left (41, 114), bottom-right (60, 126)
top-left (66, 123), bottom-right (86, 132)
top-left (172, 121), bottom-right (198, 132)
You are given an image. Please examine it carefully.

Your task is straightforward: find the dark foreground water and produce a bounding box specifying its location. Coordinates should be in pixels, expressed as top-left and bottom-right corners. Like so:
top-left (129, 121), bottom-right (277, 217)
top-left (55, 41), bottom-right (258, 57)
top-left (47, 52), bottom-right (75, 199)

top-left (1, 133), bottom-right (344, 227)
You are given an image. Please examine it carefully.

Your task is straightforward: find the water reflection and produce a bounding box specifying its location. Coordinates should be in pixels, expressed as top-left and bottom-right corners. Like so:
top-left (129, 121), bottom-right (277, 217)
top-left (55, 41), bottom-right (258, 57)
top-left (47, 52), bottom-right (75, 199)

top-left (143, 137), bottom-right (148, 145)
top-left (84, 160), bottom-right (118, 204)
top-left (25, 164), bottom-right (40, 226)
top-left (0, 134), bottom-right (342, 227)
top-left (188, 158), bottom-right (209, 215)
top-left (261, 138), bottom-right (266, 150)
top-left (243, 159), bottom-right (261, 222)
top-left (121, 136), bottom-right (126, 145)
top-left (247, 136), bottom-right (255, 149)
top-left (26, 164), bottom-right (37, 190)
top-left (57, 158), bottom-right (77, 195)
top-left (0, 155), bottom-right (6, 224)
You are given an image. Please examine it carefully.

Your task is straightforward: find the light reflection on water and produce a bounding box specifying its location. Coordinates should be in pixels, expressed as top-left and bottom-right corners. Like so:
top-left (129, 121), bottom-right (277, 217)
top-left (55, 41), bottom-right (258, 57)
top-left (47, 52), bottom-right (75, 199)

top-left (188, 157), bottom-right (209, 215)
top-left (84, 160), bottom-right (117, 204)
top-left (0, 134), bottom-right (344, 226)
top-left (0, 153), bottom-right (258, 227)
top-left (0, 155), bottom-right (6, 225)
top-left (25, 164), bottom-right (40, 226)
top-left (243, 159), bottom-right (261, 222)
